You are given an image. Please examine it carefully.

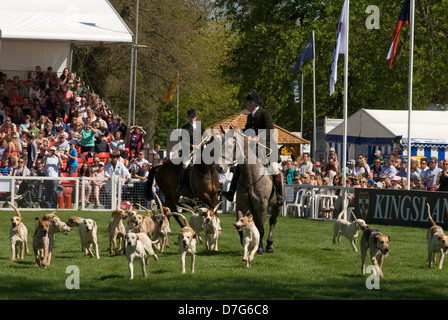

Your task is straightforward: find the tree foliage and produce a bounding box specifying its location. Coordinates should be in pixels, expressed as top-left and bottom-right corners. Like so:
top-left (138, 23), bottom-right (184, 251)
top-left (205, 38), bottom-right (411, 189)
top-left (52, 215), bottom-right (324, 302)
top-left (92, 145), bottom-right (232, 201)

top-left (73, 0), bottom-right (239, 147)
top-left (74, 0), bottom-right (448, 144)
top-left (214, 0), bottom-right (448, 140)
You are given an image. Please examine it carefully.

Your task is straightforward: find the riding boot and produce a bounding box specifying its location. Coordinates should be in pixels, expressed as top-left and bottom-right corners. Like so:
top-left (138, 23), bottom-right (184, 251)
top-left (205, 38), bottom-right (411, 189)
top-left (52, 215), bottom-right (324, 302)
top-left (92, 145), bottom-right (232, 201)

top-left (221, 167), bottom-right (240, 202)
top-left (272, 172), bottom-right (284, 205)
top-left (176, 167), bottom-right (186, 196)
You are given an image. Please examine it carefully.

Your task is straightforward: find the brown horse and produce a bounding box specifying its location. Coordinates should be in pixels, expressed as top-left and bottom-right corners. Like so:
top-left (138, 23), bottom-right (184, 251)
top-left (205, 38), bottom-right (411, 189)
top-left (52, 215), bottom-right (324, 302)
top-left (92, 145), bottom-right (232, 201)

top-left (146, 155), bottom-right (220, 228)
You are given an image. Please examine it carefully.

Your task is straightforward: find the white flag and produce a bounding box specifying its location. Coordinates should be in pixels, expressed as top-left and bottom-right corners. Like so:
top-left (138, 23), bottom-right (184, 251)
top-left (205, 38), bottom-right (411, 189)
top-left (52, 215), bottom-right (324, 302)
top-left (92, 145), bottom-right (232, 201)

top-left (330, 0), bottom-right (348, 96)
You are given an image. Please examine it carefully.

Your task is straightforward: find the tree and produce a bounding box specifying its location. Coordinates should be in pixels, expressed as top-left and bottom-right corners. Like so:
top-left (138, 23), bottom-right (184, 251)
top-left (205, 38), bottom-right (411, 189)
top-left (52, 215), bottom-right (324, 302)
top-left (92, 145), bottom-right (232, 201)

top-left (214, 0), bottom-right (448, 140)
top-left (73, 0), bottom-right (239, 148)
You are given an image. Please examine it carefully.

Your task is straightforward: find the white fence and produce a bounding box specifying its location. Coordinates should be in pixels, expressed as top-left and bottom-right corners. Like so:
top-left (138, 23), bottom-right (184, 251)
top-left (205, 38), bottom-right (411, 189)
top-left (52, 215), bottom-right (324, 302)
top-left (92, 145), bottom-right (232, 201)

top-left (0, 175), bottom-right (355, 222)
top-left (0, 175), bottom-right (147, 211)
top-left (282, 184), bottom-right (355, 220)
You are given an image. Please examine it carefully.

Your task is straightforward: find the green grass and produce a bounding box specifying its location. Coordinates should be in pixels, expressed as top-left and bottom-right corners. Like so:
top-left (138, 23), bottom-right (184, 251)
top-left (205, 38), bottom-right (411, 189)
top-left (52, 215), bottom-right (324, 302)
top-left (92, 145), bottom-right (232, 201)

top-left (2, 210), bottom-right (448, 300)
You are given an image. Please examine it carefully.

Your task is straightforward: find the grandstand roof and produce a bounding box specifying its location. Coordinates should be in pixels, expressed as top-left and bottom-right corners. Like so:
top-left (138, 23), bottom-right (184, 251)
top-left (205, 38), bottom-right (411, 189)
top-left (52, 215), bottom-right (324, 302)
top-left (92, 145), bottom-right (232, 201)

top-left (0, 0), bottom-right (133, 44)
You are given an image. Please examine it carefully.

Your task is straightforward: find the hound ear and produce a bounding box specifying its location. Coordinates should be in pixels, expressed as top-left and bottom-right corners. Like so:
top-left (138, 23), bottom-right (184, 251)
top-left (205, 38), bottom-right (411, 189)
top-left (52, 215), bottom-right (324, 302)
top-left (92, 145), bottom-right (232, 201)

top-left (237, 210), bottom-right (243, 219)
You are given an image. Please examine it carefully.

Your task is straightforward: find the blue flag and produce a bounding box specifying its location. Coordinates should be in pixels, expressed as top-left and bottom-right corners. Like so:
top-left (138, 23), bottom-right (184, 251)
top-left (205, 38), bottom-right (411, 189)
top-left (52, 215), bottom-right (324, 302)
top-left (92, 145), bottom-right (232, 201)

top-left (291, 33), bottom-right (314, 73)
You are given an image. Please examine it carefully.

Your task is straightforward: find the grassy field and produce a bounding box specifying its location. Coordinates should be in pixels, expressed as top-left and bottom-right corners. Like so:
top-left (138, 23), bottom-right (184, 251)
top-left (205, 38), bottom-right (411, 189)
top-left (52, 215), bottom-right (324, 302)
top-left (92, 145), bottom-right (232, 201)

top-left (2, 209), bottom-right (448, 300)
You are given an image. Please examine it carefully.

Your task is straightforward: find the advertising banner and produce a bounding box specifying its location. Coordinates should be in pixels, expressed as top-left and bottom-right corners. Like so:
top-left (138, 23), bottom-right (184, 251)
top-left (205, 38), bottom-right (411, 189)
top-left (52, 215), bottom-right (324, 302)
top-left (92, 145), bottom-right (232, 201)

top-left (354, 188), bottom-right (448, 229)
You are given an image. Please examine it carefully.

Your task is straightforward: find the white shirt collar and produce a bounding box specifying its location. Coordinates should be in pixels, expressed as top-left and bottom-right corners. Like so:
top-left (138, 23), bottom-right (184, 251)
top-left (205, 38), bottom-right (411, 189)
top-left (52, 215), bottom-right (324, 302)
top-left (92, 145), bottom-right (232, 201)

top-left (252, 106), bottom-right (260, 117)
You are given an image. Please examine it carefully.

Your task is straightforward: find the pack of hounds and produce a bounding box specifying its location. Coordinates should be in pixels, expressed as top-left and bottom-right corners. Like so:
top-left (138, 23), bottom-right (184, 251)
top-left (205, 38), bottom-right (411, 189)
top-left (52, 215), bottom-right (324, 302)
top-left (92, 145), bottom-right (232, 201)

top-left (11, 195), bottom-right (447, 280)
top-left (333, 201), bottom-right (448, 278)
top-left (8, 193), bottom-right (259, 280)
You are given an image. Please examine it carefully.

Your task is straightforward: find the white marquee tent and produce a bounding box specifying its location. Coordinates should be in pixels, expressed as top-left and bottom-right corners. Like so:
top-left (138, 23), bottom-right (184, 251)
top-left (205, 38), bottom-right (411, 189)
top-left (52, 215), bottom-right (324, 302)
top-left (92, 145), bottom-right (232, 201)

top-left (325, 109), bottom-right (448, 163)
top-left (0, 0), bottom-right (133, 78)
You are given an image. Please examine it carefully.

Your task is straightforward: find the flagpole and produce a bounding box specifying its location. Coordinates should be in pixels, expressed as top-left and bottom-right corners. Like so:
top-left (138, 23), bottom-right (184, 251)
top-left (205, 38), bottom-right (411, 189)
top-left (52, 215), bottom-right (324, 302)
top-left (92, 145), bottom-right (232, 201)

top-left (132, 0), bottom-right (140, 127)
top-left (312, 30), bottom-right (317, 167)
top-left (176, 70), bottom-right (179, 129)
top-left (342, 1), bottom-right (349, 191)
top-left (406, 0), bottom-right (415, 190)
top-left (301, 73), bottom-right (303, 136)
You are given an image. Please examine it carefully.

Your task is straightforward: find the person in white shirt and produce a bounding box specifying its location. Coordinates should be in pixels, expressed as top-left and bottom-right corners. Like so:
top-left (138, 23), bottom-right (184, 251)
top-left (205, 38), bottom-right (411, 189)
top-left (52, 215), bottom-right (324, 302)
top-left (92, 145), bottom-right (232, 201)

top-left (129, 150), bottom-right (149, 175)
top-left (298, 153), bottom-right (314, 175)
top-left (422, 156), bottom-right (442, 190)
top-left (43, 146), bottom-right (62, 208)
top-left (104, 152), bottom-right (132, 201)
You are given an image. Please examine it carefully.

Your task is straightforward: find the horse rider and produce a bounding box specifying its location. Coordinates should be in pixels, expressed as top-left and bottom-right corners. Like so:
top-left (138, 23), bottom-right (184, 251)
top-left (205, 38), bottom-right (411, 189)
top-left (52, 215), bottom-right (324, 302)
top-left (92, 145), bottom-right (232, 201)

top-left (221, 91), bottom-right (284, 205)
top-left (176, 108), bottom-right (206, 196)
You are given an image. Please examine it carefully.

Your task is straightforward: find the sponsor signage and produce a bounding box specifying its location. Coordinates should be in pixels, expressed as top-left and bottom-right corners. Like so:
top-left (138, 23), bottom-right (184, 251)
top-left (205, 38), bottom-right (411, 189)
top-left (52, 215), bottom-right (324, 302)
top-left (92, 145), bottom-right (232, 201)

top-left (354, 188), bottom-right (448, 229)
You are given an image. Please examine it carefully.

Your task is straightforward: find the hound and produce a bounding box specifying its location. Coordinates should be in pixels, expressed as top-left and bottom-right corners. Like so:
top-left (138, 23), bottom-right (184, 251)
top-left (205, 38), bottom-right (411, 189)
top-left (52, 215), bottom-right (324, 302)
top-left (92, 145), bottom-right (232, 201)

top-left (353, 215), bottom-right (390, 278)
top-left (43, 212), bottom-right (72, 266)
top-left (332, 202), bottom-right (368, 252)
top-left (33, 217), bottom-right (50, 267)
top-left (173, 213), bottom-right (198, 273)
top-left (137, 197), bottom-right (171, 252)
top-left (202, 202), bottom-right (223, 251)
top-left (152, 194), bottom-right (172, 249)
top-left (180, 206), bottom-right (206, 244)
top-left (426, 203), bottom-right (448, 269)
top-left (67, 216), bottom-right (87, 253)
top-left (9, 203), bottom-right (29, 261)
top-left (234, 211), bottom-right (260, 268)
top-left (125, 232), bottom-right (159, 280)
top-left (126, 208), bottom-right (155, 239)
top-left (79, 218), bottom-right (100, 259)
top-left (107, 209), bottom-right (128, 255)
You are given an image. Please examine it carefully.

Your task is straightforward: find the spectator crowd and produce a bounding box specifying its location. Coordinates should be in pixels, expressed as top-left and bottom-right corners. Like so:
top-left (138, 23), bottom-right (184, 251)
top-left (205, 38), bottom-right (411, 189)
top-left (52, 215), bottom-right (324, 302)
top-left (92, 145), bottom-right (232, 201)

top-left (282, 147), bottom-right (448, 192)
top-left (0, 65), bottom-right (155, 208)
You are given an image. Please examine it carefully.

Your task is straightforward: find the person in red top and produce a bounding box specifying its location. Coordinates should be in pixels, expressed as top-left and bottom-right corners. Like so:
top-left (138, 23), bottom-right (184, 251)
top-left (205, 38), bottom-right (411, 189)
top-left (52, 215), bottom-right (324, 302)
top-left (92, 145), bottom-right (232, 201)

top-left (8, 89), bottom-right (23, 111)
top-left (129, 126), bottom-right (145, 152)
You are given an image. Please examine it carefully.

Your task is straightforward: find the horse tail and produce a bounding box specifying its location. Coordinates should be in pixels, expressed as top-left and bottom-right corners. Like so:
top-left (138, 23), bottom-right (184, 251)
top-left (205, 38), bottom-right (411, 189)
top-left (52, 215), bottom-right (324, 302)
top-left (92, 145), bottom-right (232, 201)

top-left (146, 165), bottom-right (161, 201)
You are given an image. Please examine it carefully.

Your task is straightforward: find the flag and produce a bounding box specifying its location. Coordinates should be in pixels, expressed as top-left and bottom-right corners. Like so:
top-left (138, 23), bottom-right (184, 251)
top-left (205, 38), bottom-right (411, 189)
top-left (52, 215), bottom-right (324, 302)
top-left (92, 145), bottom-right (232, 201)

top-left (291, 33), bottom-right (314, 73)
top-left (386, 0), bottom-right (410, 68)
top-left (163, 73), bottom-right (178, 104)
top-left (290, 77), bottom-right (302, 105)
top-left (330, 0), bottom-right (348, 96)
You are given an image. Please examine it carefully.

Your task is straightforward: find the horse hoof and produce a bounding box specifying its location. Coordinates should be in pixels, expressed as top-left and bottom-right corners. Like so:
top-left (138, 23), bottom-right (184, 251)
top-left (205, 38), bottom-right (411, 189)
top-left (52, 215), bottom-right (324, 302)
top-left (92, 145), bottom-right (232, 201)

top-left (266, 246), bottom-right (274, 253)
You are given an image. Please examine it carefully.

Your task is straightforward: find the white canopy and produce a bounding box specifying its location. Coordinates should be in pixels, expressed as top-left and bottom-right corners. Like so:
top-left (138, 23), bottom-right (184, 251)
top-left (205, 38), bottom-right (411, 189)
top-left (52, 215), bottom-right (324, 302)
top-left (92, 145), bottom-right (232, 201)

top-left (0, 0), bottom-right (133, 44)
top-left (0, 0), bottom-right (133, 76)
top-left (326, 109), bottom-right (448, 148)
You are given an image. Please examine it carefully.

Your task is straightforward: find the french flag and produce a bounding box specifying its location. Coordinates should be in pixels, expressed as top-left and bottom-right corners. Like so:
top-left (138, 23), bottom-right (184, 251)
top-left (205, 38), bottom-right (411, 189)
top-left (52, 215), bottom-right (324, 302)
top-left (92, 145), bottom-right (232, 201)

top-left (387, 0), bottom-right (411, 68)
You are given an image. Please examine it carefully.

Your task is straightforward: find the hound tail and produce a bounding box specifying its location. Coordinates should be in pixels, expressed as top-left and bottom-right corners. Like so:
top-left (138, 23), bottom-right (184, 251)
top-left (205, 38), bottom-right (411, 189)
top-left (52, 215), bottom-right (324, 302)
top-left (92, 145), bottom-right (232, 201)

top-left (351, 211), bottom-right (368, 231)
top-left (9, 203), bottom-right (22, 218)
top-left (337, 200), bottom-right (350, 220)
top-left (172, 212), bottom-right (190, 228)
top-left (427, 203), bottom-right (437, 227)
